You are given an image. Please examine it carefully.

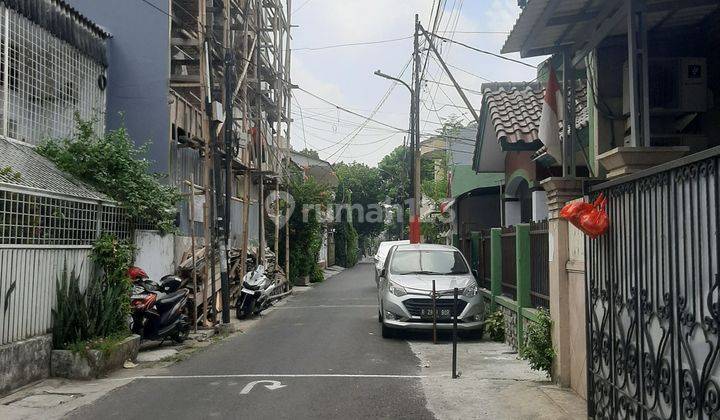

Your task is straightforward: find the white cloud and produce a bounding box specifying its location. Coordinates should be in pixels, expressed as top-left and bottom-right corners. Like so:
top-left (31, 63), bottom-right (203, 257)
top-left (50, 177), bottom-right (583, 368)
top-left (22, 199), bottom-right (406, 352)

top-left (288, 0), bottom-right (538, 165)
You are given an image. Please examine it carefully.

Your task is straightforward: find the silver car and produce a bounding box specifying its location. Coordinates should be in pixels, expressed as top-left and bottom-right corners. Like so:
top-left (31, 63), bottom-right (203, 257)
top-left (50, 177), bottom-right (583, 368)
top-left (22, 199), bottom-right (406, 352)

top-left (373, 240), bottom-right (409, 286)
top-left (377, 243), bottom-right (484, 338)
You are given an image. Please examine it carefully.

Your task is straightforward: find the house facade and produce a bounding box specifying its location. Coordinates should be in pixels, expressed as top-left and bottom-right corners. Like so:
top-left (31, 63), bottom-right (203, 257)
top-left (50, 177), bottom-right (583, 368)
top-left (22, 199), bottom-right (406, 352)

top-left (0, 0), bottom-right (120, 394)
top-left (498, 0), bottom-right (720, 416)
top-left (68, 0), bottom-right (291, 266)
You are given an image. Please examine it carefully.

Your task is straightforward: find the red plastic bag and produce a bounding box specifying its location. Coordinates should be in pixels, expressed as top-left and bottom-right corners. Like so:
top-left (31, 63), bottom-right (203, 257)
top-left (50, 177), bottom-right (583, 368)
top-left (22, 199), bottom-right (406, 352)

top-left (579, 196), bottom-right (609, 238)
top-left (559, 200), bottom-right (593, 228)
top-left (560, 193), bottom-right (603, 229)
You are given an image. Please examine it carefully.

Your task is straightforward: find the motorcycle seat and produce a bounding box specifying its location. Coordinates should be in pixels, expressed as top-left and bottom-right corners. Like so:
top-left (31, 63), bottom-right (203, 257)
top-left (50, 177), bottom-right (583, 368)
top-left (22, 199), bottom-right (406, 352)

top-left (156, 289), bottom-right (187, 308)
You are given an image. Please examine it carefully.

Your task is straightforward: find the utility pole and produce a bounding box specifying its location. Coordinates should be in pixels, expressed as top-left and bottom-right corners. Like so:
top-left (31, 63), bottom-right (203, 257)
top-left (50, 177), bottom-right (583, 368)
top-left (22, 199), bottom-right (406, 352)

top-left (411, 14), bottom-right (422, 244)
top-left (421, 27), bottom-right (480, 123)
top-left (218, 11), bottom-right (234, 325)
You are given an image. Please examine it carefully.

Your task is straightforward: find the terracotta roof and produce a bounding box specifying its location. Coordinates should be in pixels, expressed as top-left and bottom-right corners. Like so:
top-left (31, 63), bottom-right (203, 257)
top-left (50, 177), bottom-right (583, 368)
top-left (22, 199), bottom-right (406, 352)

top-left (481, 80), bottom-right (587, 148)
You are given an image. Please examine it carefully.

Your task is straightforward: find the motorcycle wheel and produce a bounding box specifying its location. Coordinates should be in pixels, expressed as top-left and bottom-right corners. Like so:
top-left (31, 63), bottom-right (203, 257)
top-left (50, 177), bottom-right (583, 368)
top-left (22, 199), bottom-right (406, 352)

top-left (235, 295), bottom-right (256, 320)
top-left (172, 326), bottom-right (190, 343)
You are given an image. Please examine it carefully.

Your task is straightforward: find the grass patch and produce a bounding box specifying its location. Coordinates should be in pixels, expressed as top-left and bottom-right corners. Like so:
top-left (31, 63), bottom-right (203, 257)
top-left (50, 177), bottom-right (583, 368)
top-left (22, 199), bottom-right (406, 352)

top-left (66, 332), bottom-right (130, 357)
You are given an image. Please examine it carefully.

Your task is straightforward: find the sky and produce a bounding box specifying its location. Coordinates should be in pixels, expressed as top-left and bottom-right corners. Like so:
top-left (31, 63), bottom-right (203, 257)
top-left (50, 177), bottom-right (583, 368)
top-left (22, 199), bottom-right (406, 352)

top-left (289, 0), bottom-right (544, 167)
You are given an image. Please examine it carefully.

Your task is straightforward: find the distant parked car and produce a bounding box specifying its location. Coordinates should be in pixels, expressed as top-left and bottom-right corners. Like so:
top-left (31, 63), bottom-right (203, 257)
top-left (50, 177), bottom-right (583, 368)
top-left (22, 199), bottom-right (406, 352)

top-left (377, 243), bottom-right (484, 339)
top-left (373, 240), bottom-right (409, 286)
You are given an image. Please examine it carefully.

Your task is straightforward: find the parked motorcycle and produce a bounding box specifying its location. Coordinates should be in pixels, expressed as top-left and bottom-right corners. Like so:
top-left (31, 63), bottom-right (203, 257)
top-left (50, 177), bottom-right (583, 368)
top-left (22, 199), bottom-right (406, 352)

top-left (127, 267), bottom-right (191, 343)
top-left (235, 265), bottom-right (277, 319)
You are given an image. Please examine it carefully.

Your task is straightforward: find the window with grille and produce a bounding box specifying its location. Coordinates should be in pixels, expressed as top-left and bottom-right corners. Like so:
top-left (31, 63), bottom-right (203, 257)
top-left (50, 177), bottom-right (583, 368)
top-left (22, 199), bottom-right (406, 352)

top-left (0, 6), bottom-right (106, 145)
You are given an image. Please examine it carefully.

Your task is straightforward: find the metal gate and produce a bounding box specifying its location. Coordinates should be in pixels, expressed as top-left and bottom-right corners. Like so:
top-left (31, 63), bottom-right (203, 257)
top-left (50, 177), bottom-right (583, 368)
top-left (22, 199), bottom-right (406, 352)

top-left (586, 147), bottom-right (720, 419)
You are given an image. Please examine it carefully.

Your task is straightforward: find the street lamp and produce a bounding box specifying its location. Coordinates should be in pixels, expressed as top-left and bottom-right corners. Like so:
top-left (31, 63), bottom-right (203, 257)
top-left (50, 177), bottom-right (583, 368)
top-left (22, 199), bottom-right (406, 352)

top-left (373, 70), bottom-right (412, 96)
top-left (373, 69), bottom-right (420, 243)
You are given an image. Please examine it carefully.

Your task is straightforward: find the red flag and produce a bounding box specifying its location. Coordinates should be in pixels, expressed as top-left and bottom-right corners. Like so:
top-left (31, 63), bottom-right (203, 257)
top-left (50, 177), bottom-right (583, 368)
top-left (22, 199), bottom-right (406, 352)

top-left (539, 67), bottom-right (563, 161)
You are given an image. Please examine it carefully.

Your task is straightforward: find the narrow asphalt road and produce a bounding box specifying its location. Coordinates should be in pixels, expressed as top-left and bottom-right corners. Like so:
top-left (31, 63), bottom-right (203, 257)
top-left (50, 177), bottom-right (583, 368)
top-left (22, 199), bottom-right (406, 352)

top-left (69, 262), bottom-right (435, 419)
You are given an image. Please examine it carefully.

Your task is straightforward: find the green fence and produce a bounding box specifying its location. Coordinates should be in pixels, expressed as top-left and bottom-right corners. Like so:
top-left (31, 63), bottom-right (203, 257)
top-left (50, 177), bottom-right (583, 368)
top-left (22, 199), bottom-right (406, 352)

top-left (468, 224), bottom-right (541, 351)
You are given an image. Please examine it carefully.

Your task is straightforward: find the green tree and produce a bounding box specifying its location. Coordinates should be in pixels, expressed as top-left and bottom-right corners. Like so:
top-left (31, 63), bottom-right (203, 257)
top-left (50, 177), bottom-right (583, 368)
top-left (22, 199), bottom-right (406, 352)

top-left (298, 148), bottom-right (320, 159)
top-left (279, 171), bottom-right (332, 284)
top-left (334, 161), bottom-right (383, 252)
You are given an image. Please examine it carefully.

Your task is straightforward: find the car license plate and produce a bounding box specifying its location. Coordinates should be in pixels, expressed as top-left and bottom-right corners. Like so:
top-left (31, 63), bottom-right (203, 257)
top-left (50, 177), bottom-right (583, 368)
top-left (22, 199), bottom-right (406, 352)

top-left (421, 308), bottom-right (452, 318)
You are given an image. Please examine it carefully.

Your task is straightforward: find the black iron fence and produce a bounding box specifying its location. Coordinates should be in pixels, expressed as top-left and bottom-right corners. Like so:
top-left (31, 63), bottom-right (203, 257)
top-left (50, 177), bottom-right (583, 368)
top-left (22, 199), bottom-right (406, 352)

top-left (586, 146), bottom-right (720, 419)
top-left (529, 220), bottom-right (549, 309)
top-left (501, 226), bottom-right (516, 300)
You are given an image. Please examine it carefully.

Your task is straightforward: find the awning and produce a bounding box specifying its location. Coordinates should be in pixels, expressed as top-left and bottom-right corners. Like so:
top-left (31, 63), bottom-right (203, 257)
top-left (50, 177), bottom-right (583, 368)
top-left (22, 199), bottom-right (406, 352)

top-left (503, 0), bottom-right (720, 59)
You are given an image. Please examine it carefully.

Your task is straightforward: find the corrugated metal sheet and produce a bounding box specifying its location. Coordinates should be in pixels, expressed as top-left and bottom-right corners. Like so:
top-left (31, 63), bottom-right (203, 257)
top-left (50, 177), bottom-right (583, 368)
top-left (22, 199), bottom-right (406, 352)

top-left (0, 247), bottom-right (92, 345)
top-left (503, 0), bottom-right (720, 56)
top-left (0, 138), bottom-right (111, 201)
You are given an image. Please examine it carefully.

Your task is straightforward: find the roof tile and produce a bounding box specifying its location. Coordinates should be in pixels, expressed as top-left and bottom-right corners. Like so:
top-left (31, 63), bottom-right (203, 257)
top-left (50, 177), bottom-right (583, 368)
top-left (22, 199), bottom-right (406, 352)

top-left (482, 80), bottom-right (587, 146)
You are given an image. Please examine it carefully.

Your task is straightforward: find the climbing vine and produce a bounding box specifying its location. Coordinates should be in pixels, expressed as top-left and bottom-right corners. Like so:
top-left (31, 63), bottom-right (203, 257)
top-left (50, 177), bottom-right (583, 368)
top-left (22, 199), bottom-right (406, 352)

top-left (37, 116), bottom-right (181, 233)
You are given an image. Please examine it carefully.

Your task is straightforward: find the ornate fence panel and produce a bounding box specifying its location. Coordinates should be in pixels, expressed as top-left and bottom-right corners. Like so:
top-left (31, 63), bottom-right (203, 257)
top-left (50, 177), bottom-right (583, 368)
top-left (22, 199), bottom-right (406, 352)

top-left (586, 147), bottom-right (720, 419)
top-left (529, 220), bottom-right (549, 309)
top-left (501, 226), bottom-right (516, 300)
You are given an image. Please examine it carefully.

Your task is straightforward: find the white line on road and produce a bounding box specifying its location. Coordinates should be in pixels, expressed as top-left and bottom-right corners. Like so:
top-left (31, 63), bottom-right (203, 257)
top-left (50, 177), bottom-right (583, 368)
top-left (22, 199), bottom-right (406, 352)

top-left (115, 373), bottom-right (426, 380)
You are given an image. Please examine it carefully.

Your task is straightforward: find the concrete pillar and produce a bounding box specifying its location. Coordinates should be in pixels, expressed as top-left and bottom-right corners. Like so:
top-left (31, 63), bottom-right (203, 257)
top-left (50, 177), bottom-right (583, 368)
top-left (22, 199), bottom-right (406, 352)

top-left (539, 177), bottom-right (584, 387)
top-left (531, 189), bottom-right (548, 221)
top-left (504, 199), bottom-right (521, 226)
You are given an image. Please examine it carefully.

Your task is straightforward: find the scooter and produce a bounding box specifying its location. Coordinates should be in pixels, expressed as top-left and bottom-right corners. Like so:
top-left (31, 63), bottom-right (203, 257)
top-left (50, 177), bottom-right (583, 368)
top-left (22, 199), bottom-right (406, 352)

top-left (235, 265), bottom-right (277, 319)
top-left (128, 267), bottom-right (191, 343)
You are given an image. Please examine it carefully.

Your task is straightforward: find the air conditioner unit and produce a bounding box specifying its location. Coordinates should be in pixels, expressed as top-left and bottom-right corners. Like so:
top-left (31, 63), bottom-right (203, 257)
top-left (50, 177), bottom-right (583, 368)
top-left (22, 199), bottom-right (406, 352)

top-left (623, 57), bottom-right (707, 115)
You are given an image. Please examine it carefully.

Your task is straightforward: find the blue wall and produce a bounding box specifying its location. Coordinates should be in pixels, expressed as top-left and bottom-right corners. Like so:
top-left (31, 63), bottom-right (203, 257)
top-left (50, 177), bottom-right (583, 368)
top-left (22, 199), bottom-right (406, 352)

top-left (66, 0), bottom-right (171, 174)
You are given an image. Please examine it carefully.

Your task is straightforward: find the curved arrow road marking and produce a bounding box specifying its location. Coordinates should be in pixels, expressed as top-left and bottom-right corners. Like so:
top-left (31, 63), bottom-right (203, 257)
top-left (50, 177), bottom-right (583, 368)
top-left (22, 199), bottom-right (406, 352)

top-left (240, 380), bottom-right (287, 394)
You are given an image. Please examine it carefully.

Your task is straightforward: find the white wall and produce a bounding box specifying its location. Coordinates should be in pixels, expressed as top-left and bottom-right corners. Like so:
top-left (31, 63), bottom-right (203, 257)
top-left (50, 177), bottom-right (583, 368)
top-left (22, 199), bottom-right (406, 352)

top-left (532, 190), bottom-right (549, 221)
top-left (504, 200), bottom-right (521, 226)
top-left (134, 230), bottom-right (176, 281)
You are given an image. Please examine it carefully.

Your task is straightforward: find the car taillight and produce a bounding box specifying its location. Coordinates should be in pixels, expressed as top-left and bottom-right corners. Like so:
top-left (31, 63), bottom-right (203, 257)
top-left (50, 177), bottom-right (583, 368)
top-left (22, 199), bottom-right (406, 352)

top-left (131, 294), bottom-right (156, 311)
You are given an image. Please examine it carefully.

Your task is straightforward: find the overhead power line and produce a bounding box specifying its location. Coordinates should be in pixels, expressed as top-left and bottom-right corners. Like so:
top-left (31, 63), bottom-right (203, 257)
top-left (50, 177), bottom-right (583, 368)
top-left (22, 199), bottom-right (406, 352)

top-left (427, 32), bottom-right (536, 68)
top-left (296, 87), bottom-right (408, 133)
top-left (424, 79), bottom-right (483, 95)
top-left (294, 36), bottom-right (413, 51)
top-left (436, 30), bottom-right (509, 34)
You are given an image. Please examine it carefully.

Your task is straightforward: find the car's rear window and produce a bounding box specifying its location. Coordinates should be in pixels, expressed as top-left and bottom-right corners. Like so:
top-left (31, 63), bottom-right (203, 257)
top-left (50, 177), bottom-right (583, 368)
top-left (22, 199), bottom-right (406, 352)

top-left (389, 250), bottom-right (469, 275)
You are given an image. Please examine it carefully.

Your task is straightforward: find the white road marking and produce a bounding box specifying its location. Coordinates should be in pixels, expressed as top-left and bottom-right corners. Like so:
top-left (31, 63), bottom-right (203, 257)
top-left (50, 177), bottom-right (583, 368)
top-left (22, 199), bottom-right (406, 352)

top-left (115, 373), bottom-right (426, 380)
top-left (240, 380), bottom-right (287, 394)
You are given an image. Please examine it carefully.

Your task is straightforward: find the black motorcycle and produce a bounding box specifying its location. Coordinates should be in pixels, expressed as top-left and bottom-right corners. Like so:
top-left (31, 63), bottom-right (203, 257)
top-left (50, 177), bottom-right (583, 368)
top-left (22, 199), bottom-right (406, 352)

top-left (128, 267), bottom-right (190, 343)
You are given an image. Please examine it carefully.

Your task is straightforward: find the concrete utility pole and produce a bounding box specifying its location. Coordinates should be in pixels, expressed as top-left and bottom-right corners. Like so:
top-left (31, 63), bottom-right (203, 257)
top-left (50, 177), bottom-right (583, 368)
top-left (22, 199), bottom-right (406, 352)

top-left (411, 14), bottom-right (422, 243)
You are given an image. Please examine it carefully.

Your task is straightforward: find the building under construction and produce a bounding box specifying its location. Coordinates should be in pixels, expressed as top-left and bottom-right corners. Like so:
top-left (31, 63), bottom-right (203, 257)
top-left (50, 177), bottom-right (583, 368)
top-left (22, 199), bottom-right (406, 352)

top-left (69, 0), bottom-right (293, 316)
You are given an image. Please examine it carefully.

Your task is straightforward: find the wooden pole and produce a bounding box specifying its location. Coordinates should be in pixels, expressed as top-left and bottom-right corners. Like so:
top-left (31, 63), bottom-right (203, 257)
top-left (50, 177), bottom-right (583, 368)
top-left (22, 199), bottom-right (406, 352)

top-left (273, 8), bottom-right (282, 265)
top-left (238, 0), bottom-right (253, 284)
top-left (189, 174), bottom-right (198, 333)
top-left (284, 0), bottom-right (292, 280)
top-left (199, 0), bottom-right (211, 327)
